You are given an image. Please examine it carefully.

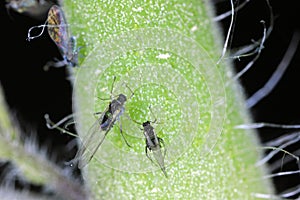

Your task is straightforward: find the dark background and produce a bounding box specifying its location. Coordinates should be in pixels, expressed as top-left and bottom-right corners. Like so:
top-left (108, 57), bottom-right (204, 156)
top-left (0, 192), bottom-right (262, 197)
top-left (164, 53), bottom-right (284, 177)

top-left (1, 0), bottom-right (300, 198)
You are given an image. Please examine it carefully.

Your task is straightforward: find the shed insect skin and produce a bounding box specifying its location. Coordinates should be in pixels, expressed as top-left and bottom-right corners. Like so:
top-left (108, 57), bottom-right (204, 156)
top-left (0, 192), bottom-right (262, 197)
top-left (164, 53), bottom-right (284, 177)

top-left (142, 120), bottom-right (168, 178)
top-left (26, 5), bottom-right (79, 68)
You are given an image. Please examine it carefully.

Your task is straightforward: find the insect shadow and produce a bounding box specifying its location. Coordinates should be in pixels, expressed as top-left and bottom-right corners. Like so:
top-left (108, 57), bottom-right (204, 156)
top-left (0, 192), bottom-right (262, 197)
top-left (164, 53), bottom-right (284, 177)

top-left (26, 5), bottom-right (79, 69)
top-left (131, 106), bottom-right (168, 178)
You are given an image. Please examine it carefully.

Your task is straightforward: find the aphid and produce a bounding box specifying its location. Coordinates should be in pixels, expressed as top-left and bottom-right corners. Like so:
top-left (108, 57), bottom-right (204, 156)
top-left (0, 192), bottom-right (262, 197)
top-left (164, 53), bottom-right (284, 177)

top-left (27, 5), bottom-right (78, 68)
top-left (5, 0), bottom-right (53, 19)
top-left (132, 108), bottom-right (168, 177)
top-left (142, 120), bottom-right (167, 178)
top-left (73, 76), bottom-right (133, 168)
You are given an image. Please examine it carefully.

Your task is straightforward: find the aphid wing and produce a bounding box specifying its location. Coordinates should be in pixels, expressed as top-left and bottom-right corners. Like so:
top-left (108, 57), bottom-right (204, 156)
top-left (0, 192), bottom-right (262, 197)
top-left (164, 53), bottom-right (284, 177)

top-left (152, 148), bottom-right (168, 177)
top-left (74, 110), bottom-right (107, 169)
top-left (66, 36), bottom-right (78, 65)
top-left (47, 5), bottom-right (69, 56)
top-left (78, 108), bottom-right (123, 168)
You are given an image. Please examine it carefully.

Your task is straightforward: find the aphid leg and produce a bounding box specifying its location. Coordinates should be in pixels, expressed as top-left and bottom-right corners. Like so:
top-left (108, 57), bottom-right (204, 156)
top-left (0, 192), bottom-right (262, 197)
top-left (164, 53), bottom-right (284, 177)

top-left (145, 146), bottom-right (156, 165)
top-left (44, 114), bottom-right (78, 137)
top-left (64, 119), bottom-right (76, 130)
top-left (43, 59), bottom-right (68, 71)
top-left (118, 121), bottom-right (131, 147)
top-left (97, 96), bottom-right (111, 101)
top-left (93, 111), bottom-right (102, 117)
top-left (44, 113), bottom-right (74, 129)
top-left (103, 75), bottom-right (116, 100)
top-left (158, 137), bottom-right (167, 158)
top-left (123, 83), bottom-right (134, 98)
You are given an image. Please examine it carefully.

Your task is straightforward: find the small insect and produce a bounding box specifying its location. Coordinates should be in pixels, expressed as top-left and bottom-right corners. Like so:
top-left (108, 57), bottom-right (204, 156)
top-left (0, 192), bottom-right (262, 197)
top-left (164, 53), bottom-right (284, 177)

top-left (5, 0), bottom-right (54, 19)
top-left (73, 76), bottom-right (134, 168)
top-left (142, 120), bottom-right (167, 177)
top-left (27, 4), bottom-right (78, 68)
top-left (133, 108), bottom-right (168, 177)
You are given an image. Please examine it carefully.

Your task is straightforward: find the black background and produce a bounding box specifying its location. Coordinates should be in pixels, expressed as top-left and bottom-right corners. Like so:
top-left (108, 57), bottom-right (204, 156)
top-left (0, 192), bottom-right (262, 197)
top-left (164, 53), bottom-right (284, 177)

top-left (1, 0), bottom-right (300, 198)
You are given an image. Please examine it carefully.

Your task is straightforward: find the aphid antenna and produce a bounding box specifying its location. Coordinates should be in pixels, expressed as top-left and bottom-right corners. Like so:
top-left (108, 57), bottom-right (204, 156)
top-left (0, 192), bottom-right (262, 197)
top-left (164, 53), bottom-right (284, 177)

top-left (44, 114), bottom-right (78, 138)
top-left (97, 96), bottom-right (113, 101)
top-left (97, 76), bottom-right (119, 101)
top-left (110, 76), bottom-right (117, 96)
top-left (148, 105), bottom-right (167, 125)
top-left (148, 105), bottom-right (157, 124)
top-left (122, 82), bottom-right (135, 99)
top-left (27, 22), bottom-right (68, 41)
top-left (27, 23), bottom-right (47, 41)
top-left (130, 117), bottom-right (143, 128)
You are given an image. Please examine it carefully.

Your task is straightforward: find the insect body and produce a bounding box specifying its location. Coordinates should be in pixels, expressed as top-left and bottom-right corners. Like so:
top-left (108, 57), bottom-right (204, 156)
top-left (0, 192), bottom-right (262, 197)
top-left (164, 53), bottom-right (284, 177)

top-left (142, 121), bottom-right (167, 178)
top-left (46, 5), bottom-right (78, 67)
top-left (74, 78), bottom-right (132, 168)
top-left (27, 5), bottom-right (78, 68)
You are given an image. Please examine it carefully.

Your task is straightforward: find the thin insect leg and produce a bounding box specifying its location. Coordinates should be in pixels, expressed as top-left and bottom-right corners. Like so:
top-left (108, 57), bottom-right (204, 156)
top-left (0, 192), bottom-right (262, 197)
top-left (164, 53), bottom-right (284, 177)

top-left (64, 119), bottom-right (76, 130)
top-left (256, 135), bottom-right (300, 167)
top-left (124, 112), bottom-right (142, 125)
top-left (269, 148), bottom-right (300, 172)
top-left (230, 0), bottom-right (273, 58)
top-left (110, 76), bottom-right (116, 98)
top-left (158, 137), bottom-right (167, 158)
top-left (233, 21), bottom-right (266, 60)
top-left (43, 59), bottom-right (68, 70)
top-left (145, 146), bottom-right (155, 164)
top-left (97, 96), bottom-right (112, 101)
top-left (117, 121), bottom-right (131, 147)
top-left (44, 113), bottom-right (74, 129)
top-left (124, 83), bottom-right (134, 98)
top-left (94, 111), bottom-right (102, 116)
top-left (44, 114), bottom-right (78, 137)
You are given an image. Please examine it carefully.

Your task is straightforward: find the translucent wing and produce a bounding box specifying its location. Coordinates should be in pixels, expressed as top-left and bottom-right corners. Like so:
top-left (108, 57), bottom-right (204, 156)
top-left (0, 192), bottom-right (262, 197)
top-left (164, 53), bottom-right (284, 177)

top-left (74, 107), bottom-right (109, 169)
top-left (47, 5), bottom-right (69, 56)
top-left (152, 147), bottom-right (168, 178)
top-left (75, 107), bottom-right (123, 169)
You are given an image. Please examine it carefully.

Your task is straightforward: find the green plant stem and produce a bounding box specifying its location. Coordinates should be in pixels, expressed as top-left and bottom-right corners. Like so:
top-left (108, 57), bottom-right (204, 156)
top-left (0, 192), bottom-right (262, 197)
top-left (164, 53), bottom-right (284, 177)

top-left (63, 0), bottom-right (275, 199)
